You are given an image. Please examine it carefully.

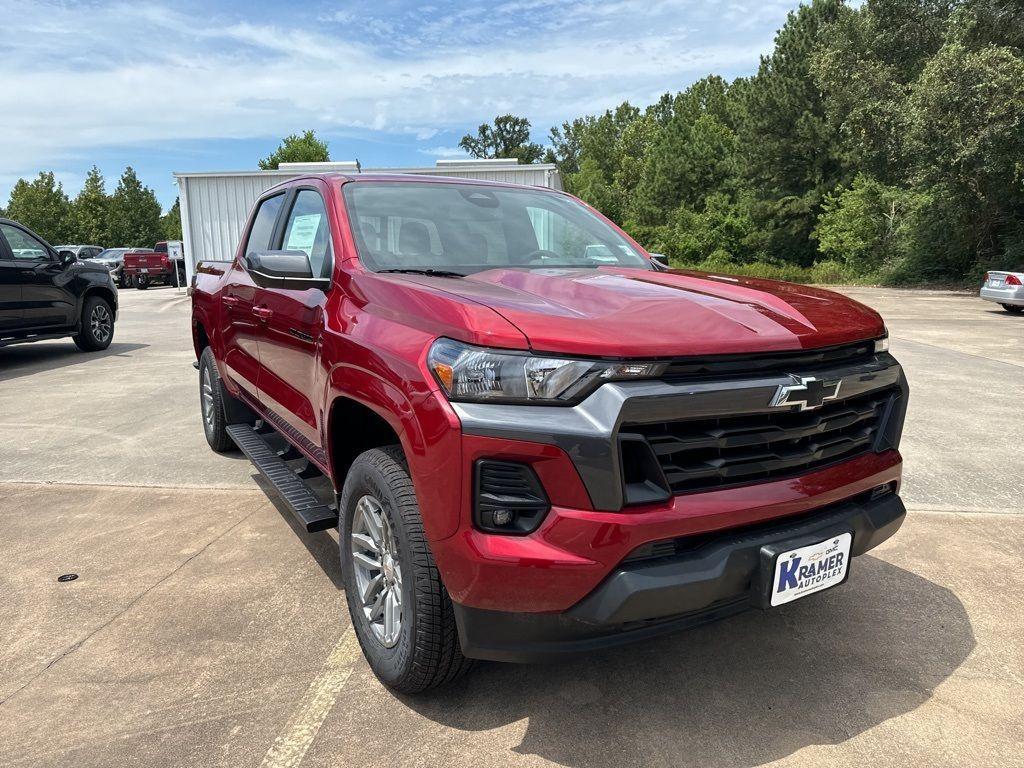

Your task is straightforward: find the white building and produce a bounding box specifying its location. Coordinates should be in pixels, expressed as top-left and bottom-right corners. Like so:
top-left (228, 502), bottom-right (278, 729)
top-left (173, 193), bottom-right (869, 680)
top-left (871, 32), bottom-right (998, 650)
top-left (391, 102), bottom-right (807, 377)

top-left (173, 159), bottom-right (562, 283)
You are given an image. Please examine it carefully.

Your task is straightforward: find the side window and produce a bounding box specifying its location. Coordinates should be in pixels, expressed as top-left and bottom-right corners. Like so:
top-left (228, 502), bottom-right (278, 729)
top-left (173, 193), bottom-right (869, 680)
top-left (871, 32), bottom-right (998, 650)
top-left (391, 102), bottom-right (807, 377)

top-left (281, 189), bottom-right (333, 279)
top-left (0, 224), bottom-right (50, 260)
top-left (244, 194), bottom-right (286, 257)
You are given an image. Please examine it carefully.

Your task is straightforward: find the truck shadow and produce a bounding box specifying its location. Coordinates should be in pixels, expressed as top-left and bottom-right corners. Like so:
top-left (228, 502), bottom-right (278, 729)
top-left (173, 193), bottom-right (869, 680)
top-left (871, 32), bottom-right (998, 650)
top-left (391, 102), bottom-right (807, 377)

top-left (404, 556), bottom-right (973, 768)
top-left (253, 474), bottom-right (345, 590)
top-left (0, 341), bottom-right (149, 383)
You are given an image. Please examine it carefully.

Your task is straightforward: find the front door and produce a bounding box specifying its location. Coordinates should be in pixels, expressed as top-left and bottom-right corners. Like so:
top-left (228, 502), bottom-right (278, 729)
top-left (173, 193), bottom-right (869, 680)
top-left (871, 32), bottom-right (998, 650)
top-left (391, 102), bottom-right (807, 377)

top-left (0, 223), bottom-right (75, 328)
top-left (254, 185), bottom-right (334, 458)
top-left (220, 192), bottom-right (286, 400)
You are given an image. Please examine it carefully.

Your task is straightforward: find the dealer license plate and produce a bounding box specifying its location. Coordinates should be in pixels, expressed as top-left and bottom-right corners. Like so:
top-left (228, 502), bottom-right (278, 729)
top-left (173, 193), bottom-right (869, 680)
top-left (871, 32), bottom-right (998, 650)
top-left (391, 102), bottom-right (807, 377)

top-left (770, 532), bottom-right (852, 607)
top-left (139, 268), bottom-right (149, 273)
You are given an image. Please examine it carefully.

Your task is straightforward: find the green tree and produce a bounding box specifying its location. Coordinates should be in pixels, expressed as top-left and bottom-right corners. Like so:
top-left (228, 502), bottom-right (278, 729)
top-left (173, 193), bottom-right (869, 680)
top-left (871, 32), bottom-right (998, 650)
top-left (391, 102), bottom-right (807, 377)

top-left (459, 115), bottom-right (544, 164)
top-left (161, 197), bottom-right (183, 241)
top-left (814, 174), bottom-right (923, 271)
top-left (812, 0), bottom-right (953, 182)
top-left (906, 42), bottom-right (1024, 266)
top-left (107, 167), bottom-right (163, 247)
top-left (258, 130), bottom-right (330, 170)
top-left (3, 172), bottom-right (72, 244)
top-left (738, 0), bottom-right (847, 265)
top-left (68, 166), bottom-right (111, 245)
top-left (948, 0), bottom-right (1024, 51)
top-left (553, 103), bottom-right (650, 220)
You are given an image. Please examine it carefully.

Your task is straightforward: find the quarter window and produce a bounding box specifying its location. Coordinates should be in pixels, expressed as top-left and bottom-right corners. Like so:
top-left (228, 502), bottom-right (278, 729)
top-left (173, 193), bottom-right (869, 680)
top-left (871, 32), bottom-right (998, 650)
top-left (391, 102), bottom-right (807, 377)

top-left (0, 224), bottom-right (49, 260)
top-left (281, 189), bottom-right (333, 279)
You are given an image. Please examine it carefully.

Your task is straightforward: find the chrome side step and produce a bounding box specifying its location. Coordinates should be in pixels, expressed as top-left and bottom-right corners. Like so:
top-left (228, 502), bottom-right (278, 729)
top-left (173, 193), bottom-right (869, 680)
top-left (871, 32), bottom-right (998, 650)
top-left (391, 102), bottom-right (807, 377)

top-left (226, 424), bottom-right (338, 532)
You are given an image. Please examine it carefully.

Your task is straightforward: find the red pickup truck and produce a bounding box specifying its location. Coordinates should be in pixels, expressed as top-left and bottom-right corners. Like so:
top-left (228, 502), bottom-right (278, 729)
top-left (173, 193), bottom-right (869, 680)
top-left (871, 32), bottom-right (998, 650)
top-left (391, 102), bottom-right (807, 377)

top-left (124, 241), bottom-right (186, 289)
top-left (191, 174), bottom-right (908, 692)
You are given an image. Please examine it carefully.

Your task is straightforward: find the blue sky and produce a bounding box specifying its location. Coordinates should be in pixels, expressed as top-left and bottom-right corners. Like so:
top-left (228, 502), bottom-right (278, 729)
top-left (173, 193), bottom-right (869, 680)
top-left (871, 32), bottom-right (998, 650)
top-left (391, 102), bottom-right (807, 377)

top-left (1, 0), bottom-right (797, 210)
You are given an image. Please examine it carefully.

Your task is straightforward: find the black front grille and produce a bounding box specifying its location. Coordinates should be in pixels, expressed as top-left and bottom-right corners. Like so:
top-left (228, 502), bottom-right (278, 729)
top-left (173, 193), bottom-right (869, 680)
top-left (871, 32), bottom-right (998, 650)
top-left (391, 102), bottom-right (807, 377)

top-left (628, 387), bottom-right (895, 495)
top-left (662, 341), bottom-right (877, 381)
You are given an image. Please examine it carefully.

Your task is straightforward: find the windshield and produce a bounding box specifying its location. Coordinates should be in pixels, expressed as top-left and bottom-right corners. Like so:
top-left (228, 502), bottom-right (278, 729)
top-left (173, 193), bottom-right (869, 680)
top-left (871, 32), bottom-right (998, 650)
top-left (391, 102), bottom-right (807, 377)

top-left (342, 182), bottom-right (650, 275)
top-left (96, 249), bottom-right (124, 259)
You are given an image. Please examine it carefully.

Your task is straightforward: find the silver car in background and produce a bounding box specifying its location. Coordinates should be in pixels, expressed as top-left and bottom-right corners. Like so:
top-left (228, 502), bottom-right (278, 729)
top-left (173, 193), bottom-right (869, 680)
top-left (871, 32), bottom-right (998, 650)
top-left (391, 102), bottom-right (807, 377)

top-left (91, 247), bottom-right (136, 288)
top-left (980, 271), bottom-right (1024, 314)
top-left (53, 244), bottom-right (103, 260)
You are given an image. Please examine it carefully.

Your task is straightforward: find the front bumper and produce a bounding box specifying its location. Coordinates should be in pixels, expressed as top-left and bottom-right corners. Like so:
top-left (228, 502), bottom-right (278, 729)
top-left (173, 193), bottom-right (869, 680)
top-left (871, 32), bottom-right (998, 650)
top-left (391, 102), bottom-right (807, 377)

top-left (454, 490), bottom-right (906, 662)
top-left (980, 284), bottom-right (1024, 306)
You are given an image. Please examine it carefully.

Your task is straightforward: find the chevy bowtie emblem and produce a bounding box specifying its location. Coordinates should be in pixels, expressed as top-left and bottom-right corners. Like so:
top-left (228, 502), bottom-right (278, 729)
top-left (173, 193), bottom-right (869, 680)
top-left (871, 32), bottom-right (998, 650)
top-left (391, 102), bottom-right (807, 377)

top-left (770, 376), bottom-right (842, 411)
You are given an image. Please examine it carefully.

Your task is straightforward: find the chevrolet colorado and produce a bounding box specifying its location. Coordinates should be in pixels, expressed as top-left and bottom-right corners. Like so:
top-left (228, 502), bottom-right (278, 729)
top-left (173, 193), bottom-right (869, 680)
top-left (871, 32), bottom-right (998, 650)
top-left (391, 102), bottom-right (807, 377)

top-left (191, 174), bottom-right (908, 692)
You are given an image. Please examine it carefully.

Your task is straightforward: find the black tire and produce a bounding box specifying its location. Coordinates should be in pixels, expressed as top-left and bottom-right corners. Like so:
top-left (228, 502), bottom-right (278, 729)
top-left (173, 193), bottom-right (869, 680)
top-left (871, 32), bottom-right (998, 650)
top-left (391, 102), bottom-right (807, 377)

top-left (1002, 303), bottom-right (1023, 313)
top-left (340, 447), bottom-right (472, 693)
top-left (72, 295), bottom-right (115, 352)
top-left (120, 273), bottom-right (131, 289)
top-left (199, 347), bottom-right (235, 452)
top-left (135, 274), bottom-right (149, 290)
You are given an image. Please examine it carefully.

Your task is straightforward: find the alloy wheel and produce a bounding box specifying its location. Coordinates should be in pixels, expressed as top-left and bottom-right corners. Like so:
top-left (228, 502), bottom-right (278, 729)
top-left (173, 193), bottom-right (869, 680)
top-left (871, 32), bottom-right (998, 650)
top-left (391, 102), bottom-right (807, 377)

top-left (350, 494), bottom-right (403, 648)
top-left (201, 367), bottom-right (216, 432)
top-left (90, 304), bottom-right (112, 343)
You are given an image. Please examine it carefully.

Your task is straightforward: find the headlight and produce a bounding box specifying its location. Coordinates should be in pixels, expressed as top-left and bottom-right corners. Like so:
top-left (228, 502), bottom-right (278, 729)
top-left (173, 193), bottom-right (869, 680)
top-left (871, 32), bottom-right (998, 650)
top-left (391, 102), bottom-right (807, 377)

top-left (428, 338), bottom-right (664, 404)
top-left (874, 333), bottom-right (889, 353)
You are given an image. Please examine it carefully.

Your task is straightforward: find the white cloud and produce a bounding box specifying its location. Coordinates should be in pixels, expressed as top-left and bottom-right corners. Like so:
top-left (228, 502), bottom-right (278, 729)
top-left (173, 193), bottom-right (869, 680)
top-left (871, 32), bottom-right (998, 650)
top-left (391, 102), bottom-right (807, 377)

top-left (419, 146), bottom-right (469, 158)
top-left (0, 0), bottom-right (784, 195)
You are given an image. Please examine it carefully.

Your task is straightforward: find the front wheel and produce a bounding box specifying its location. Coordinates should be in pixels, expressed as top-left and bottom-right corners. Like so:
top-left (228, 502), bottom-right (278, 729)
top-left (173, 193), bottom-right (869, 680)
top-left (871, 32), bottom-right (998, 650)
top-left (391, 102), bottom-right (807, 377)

top-left (73, 296), bottom-right (115, 351)
top-left (1002, 303), bottom-right (1023, 314)
top-left (340, 447), bottom-right (472, 693)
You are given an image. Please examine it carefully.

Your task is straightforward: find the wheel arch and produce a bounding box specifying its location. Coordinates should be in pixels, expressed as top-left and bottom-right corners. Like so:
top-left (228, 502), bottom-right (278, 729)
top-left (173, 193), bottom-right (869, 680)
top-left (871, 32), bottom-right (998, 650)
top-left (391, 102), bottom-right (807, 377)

top-left (82, 285), bottom-right (117, 315)
top-left (326, 392), bottom-right (406, 490)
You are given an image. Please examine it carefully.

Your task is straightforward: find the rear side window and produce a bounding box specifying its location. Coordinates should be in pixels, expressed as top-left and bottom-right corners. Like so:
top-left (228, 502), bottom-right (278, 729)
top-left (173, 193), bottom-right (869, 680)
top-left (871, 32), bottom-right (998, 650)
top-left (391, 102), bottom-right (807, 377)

top-left (281, 189), bottom-right (334, 279)
top-left (245, 193), bottom-right (285, 257)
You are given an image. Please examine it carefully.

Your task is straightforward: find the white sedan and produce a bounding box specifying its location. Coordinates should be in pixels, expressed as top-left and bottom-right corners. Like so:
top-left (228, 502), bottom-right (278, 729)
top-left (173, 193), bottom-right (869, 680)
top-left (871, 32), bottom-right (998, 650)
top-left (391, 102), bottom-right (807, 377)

top-left (980, 271), bottom-right (1024, 314)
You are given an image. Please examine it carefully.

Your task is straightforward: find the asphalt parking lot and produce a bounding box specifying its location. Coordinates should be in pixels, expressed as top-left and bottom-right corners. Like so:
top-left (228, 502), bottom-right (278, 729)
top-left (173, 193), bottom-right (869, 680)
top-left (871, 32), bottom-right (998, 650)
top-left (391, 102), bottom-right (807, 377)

top-left (1, 285), bottom-right (1022, 768)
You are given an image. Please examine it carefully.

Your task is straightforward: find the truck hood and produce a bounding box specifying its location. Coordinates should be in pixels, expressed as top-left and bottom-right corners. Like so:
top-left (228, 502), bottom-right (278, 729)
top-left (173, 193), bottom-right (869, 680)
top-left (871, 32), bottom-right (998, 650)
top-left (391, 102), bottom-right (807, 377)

top-left (392, 267), bottom-right (884, 358)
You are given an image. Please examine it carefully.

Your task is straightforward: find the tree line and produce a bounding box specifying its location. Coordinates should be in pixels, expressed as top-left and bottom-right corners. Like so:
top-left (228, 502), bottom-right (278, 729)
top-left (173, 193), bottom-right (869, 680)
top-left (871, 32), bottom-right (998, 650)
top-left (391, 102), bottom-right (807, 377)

top-left (462, 0), bottom-right (1024, 284)
top-left (0, 166), bottom-right (181, 248)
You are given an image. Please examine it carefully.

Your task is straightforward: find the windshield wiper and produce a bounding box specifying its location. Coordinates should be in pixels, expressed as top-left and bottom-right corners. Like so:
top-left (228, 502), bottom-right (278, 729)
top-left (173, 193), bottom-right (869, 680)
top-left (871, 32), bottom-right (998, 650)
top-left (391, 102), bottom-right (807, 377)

top-left (377, 268), bottom-right (466, 278)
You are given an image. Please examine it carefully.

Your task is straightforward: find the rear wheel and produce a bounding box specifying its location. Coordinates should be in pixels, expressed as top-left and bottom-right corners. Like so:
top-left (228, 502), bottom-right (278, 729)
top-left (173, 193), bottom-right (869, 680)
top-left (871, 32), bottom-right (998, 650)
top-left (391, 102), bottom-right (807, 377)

top-left (1001, 303), bottom-right (1023, 313)
top-left (199, 347), bottom-right (235, 452)
top-left (340, 447), bottom-right (472, 693)
top-left (73, 296), bottom-right (115, 352)
top-left (135, 274), bottom-right (149, 290)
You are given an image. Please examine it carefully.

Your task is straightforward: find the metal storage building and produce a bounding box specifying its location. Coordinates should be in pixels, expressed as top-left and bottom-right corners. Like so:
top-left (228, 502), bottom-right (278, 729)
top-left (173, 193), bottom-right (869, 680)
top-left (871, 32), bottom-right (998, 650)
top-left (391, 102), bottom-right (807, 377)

top-left (173, 159), bottom-right (562, 283)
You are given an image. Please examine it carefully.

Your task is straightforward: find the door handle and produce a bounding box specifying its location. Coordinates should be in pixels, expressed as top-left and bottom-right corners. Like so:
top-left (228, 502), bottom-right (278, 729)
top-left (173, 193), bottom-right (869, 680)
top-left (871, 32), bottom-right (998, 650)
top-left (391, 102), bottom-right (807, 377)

top-left (252, 306), bottom-right (273, 321)
top-left (223, 295), bottom-right (241, 309)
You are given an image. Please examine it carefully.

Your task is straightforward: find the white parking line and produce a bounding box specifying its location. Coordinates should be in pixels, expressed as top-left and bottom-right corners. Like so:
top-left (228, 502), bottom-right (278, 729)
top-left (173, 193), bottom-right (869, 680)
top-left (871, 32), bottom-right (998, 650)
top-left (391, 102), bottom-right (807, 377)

top-left (258, 627), bottom-right (361, 768)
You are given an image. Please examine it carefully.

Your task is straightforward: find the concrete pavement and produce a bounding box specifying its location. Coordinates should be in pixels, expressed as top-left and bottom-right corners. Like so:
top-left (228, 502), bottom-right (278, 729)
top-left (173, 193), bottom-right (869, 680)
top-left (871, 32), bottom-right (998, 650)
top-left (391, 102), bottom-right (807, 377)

top-left (0, 285), bottom-right (1022, 767)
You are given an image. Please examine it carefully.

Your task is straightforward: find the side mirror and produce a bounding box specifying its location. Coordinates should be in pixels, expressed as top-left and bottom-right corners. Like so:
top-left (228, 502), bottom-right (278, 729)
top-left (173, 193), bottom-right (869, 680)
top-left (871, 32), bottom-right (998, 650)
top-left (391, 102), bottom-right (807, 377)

top-left (244, 250), bottom-right (329, 290)
top-left (58, 249), bottom-right (77, 266)
top-left (649, 252), bottom-right (669, 269)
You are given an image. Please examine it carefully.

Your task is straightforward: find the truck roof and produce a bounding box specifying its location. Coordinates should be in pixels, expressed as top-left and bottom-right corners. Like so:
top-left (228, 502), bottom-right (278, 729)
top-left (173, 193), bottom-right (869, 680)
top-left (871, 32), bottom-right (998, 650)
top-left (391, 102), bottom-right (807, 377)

top-left (261, 172), bottom-right (564, 195)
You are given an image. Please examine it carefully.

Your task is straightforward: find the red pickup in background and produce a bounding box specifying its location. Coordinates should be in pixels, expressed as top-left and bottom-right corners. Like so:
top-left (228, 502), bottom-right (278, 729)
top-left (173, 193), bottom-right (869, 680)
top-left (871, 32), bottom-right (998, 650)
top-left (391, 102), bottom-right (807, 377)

top-left (123, 241), bottom-right (187, 289)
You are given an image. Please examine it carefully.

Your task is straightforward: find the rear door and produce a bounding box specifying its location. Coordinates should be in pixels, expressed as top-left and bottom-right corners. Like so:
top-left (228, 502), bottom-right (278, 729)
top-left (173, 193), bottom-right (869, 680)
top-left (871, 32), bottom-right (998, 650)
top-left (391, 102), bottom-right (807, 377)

top-left (254, 183), bottom-right (335, 456)
top-left (221, 192), bottom-right (287, 400)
